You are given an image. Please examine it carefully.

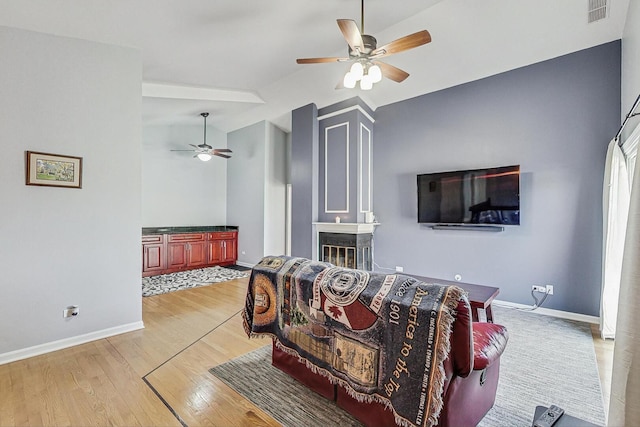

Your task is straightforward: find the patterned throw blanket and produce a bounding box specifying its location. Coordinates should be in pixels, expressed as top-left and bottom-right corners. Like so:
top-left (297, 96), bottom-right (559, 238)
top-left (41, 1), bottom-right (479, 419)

top-left (243, 256), bottom-right (465, 427)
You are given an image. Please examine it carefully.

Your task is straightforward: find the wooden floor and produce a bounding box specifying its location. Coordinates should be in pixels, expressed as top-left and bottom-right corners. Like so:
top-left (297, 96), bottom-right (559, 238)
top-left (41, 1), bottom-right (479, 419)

top-left (0, 276), bottom-right (615, 426)
top-left (0, 277), bottom-right (278, 427)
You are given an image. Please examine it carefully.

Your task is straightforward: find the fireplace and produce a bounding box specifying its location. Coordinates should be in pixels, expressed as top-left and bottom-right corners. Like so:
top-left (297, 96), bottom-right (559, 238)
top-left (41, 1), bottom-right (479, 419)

top-left (314, 223), bottom-right (378, 271)
top-left (319, 232), bottom-right (372, 270)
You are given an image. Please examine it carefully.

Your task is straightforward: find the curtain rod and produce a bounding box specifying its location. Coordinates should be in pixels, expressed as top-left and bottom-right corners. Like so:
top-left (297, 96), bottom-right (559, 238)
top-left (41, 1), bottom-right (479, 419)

top-left (616, 93), bottom-right (640, 146)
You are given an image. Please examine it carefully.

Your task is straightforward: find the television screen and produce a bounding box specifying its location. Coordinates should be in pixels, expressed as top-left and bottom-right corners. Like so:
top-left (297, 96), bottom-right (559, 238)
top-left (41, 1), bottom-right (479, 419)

top-left (417, 165), bottom-right (520, 225)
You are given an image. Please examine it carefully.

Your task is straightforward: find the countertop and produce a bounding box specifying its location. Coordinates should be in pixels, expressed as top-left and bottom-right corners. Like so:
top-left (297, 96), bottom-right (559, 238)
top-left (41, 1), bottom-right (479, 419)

top-left (142, 226), bottom-right (238, 235)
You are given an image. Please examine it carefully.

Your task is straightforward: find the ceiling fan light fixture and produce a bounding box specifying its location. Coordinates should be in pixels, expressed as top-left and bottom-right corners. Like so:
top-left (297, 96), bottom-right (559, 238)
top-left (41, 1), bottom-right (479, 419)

top-left (296, 0), bottom-right (432, 90)
top-left (343, 71), bottom-right (357, 88)
top-left (350, 61), bottom-right (364, 80)
top-left (170, 112), bottom-right (233, 160)
top-left (360, 74), bottom-right (373, 90)
top-left (197, 152), bottom-right (212, 162)
top-left (368, 64), bottom-right (382, 83)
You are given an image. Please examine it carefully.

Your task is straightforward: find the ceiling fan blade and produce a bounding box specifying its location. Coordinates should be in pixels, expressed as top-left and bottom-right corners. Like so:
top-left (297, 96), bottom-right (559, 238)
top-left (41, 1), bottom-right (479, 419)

top-left (214, 153), bottom-right (232, 159)
top-left (337, 19), bottom-right (365, 55)
top-left (297, 57), bottom-right (348, 64)
top-left (170, 149), bottom-right (197, 152)
top-left (375, 61), bottom-right (410, 82)
top-left (189, 144), bottom-right (199, 148)
top-left (213, 148), bottom-right (232, 153)
top-left (371, 30), bottom-right (431, 58)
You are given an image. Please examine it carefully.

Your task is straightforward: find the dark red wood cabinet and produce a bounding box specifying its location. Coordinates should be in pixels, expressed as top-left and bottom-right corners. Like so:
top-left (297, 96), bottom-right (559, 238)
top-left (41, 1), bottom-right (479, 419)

top-left (142, 231), bottom-right (238, 277)
top-left (206, 232), bottom-right (238, 265)
top-left (142, 235), bottom-right (166, 276)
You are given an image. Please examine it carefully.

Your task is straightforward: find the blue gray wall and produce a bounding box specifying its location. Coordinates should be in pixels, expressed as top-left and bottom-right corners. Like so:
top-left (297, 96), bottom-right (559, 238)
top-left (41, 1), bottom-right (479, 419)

top-left (318, 106), bottom-right (373, 224)
top-left (290, 104), bottom-right (319, 259)
top-left (372, 41), bottom-right (621, 316)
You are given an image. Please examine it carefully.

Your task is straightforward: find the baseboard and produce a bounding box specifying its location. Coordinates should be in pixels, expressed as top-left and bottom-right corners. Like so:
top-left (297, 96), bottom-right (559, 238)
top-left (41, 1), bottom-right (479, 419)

top-left (235, 261), bottom-right (255, 268)
top-left (0, 321), bottom-right (145, 366)
top-left (494, 300), bottom-right (599, 324)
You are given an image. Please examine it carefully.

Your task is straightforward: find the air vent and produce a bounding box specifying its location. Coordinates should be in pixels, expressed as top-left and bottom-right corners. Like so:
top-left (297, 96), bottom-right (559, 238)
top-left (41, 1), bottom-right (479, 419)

top-left (588, 0), bottom-right (608, 23)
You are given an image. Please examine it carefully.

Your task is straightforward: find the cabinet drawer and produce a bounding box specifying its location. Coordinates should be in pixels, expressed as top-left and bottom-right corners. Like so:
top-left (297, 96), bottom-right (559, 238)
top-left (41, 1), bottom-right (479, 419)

top-left (142, 235), bottom-right (164, 243)
top-left (168, 233), bottom-right (205, 242)
top-left (207, 232), bottom-right (237, 240)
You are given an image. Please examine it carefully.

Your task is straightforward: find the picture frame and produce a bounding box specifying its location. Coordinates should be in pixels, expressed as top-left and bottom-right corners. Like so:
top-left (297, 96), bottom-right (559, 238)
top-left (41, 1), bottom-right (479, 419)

top-left (26, 151), bottom-right (83, 189)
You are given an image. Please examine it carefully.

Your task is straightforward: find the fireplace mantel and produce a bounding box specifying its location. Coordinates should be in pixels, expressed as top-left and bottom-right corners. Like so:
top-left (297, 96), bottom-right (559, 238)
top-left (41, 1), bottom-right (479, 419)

top-left (312, 222), bottom-right (379, 234)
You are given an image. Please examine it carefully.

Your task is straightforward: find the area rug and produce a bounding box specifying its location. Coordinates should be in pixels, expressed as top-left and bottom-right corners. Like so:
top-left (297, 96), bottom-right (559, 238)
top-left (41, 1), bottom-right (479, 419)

top-left (142, 266), bottom-right (249, 297)
top-left (209, 305), bottom-right (605, 427)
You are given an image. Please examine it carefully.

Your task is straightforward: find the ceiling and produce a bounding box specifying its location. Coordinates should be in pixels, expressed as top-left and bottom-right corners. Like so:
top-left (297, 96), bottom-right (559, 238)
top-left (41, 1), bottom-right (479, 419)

top-left (0, 0), bottom-right (630, 133)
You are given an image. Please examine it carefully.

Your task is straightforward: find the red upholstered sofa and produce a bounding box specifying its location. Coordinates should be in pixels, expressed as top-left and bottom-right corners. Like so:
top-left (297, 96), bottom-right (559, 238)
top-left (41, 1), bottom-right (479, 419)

top-left (272, 297), bottom-right (508, 427)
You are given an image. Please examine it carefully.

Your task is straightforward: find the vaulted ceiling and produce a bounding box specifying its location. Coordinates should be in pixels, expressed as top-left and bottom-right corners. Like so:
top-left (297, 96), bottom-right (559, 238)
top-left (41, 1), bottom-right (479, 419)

top-left (0, 0), bottom-right (629, 132)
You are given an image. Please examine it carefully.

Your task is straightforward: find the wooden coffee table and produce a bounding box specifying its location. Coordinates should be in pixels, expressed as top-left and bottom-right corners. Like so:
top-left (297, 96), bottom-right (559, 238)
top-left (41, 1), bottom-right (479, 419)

top-left (408, 274), bottom-right (500, 323)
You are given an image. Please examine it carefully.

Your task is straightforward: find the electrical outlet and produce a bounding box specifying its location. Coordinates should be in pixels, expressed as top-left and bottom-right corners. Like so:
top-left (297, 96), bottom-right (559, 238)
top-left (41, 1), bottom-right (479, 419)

top-left (63, 305), bottom-right (79, 318)
top-left (532, 285), bottom-right (547, 293)
top-left (395, 266), bottom-right (404, 273)
top-left (546, 285), bottom-right (554, 295)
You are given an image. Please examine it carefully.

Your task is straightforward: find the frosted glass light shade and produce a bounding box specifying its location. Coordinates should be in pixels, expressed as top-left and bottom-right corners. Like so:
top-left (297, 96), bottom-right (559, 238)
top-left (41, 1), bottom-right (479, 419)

top-left (197, 153), bottom-right (212, 161)
top-left (360, 74), bottom-right (373, 90)
top-left (350, 62), bottom-right (364, 80)
top-left (368, 64), bottom-right (382, 83)
top-left (343, 72), bottom-right (357, 88)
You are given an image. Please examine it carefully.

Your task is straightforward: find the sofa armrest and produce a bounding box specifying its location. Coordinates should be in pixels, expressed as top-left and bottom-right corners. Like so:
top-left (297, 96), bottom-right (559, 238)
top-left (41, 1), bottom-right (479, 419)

top-left (450, 296), bottom-right (474, 378)
top-left (472, 323), bottom-right (509, 370)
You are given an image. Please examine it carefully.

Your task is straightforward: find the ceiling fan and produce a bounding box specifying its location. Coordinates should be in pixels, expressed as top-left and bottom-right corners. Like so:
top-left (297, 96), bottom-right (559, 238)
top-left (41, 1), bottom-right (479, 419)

top-left (296, 0), bottom-right (432, 90)
top-left (171, 112), bottom-right (232, 162)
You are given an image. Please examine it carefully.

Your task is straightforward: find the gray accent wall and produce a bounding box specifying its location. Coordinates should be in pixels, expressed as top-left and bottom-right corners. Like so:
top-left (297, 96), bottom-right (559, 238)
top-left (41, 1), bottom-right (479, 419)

top-left (0, 26), bottom-right (142, 357)
top-left (290, 104), bottom-right (319, 259)
top-left (318, 98), bottom-right (375, 223)
top-left (371, 41), bottom-right (621, 316)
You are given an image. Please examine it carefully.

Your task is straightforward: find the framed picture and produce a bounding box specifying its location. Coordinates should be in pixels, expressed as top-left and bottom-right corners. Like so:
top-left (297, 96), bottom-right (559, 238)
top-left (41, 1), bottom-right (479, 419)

top-left (26, 151), bottom-right (83, 189)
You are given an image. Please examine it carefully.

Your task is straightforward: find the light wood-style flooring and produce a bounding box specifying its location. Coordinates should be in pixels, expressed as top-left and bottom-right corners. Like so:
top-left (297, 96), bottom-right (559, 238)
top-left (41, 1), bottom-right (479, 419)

top-left (0, 276), bottom-right (615, 426)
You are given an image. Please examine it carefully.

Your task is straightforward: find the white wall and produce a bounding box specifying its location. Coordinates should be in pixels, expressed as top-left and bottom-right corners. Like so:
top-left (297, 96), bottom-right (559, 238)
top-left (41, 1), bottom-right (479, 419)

top-left (227, 122), bottom-right (266, 265)
top-left (142, 124), bottom-right (227, 226)
top-left (0, 27), bottom-right (142, 360)
top-left (264, 124), bottom-right (287, 256)
top-left (622, 0), bottom-right (640, 141)
top-left (227, 121), bottom-right (287, 266)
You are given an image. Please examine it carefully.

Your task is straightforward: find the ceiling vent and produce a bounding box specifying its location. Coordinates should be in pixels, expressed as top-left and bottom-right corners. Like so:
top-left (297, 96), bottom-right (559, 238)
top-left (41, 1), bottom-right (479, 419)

top-left (588, 0), bottom-right (608, 23)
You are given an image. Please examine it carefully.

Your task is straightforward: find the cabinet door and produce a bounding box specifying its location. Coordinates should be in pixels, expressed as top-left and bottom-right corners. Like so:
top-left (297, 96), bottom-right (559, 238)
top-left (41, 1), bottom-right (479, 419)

top-left (167, 242), bottom-right (188, 269)
top-left (206, 231), bottom-right (238, 265)
top-left (222, 238), bottom-right (237, 262)
top-left (142, 243), bottom-right (165, 274)
top-left (187, 241), bottom-right (207, 267)
top-left (142, 235), bottom-right (166, 276)
top-left (207, 240), bottom-right (223, 264)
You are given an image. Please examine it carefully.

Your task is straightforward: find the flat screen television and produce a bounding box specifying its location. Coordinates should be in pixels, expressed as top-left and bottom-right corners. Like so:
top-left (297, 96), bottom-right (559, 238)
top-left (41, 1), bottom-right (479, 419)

top-left (417, 165), bottom-right (520, 226)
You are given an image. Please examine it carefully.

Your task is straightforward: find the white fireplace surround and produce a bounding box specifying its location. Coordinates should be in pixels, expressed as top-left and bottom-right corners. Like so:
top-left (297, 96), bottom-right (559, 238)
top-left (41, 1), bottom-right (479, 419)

top-left (313, 222), bottom-right (379, 234)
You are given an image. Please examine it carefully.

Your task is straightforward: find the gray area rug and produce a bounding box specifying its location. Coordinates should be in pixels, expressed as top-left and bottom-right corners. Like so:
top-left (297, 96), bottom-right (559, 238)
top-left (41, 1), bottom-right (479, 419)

top-left (209, 305), bottom-right (605, 427)
top-left (141, 266), bottom-right (249, 297)
top-left (479, 305), bottom-right (605, 426)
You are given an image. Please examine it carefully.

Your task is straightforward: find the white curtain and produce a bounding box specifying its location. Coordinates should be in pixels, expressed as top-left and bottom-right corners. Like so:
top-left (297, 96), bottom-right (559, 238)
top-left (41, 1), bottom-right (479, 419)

top-left (600, 140), bottom-right (630, 339)
top-left (609, 124), bottom-right (640, 426)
